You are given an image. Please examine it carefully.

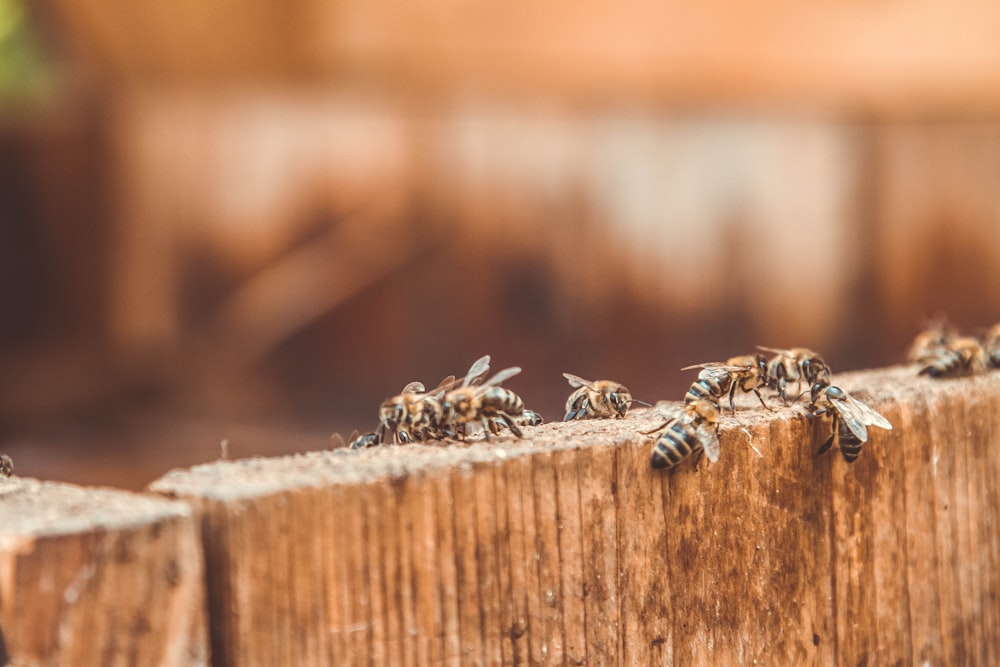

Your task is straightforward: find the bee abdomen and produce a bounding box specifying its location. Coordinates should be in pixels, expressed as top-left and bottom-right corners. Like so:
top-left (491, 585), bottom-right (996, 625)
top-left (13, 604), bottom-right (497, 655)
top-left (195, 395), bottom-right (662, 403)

top-left (685, 380), bottom-right (719, 404)
top-left (839, 435), bottom-right (864, 463)
top-left (919, 350), bottom-right (965, 377)
top-left (650, 425), bottom-right (701, 470)
top-left (481, 387), bottom-right (525, 417)
top-left (564, 388), bottom-right (590, 420)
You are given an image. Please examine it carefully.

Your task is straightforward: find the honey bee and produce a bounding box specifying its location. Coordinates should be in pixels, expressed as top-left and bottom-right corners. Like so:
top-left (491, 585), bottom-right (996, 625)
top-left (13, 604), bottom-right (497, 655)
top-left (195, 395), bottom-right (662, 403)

top-left (0, 454), bottom-right (11, 478)
top-left (441, 366), bottom-right (525, 440)
top-left (377, 356), bottom-right (489, 443)
top-left (907, 323), bottom-right (956, 364)
top-left (330, 430), bottom-right (380, 449)
top-left (984, 323), bottom-right (1000, 369)
top-left (682, 354), bottom-right (770, 414)
top-left (809, 385), bottom-right (892, 463)
top-left (648, 399), bottom-right (722, 470)
top-left (757, 346), bottom-right (831, 404)
top-left (349, 431), bottom-right (380, 449)
top-left (917, 336), bottom-right (986, 378)
top-left (562, 374), bottom-right (635, 421)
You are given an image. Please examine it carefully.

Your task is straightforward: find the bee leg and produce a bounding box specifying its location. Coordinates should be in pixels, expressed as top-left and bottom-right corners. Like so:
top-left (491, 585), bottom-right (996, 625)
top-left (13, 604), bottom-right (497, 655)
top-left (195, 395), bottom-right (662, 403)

top-left (727, 384), bottom-right (738, 414)
top-left (693, 449), bottom-right (705, 470)
top-left (778, 378), bottom-right (790, 405)
top-left (505, 417), bottom-right (523, 438)
top-left (640, 422), bottom-right (670, 436)
top-left (817, 414), bottom-right (836, 456)
top-left (817, 433), bottom-right (835, 456)
top-left (753, 388), bottom-right (773, 411)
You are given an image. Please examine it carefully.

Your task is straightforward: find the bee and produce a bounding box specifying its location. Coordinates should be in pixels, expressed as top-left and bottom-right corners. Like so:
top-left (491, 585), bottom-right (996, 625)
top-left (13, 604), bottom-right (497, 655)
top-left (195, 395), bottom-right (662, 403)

top-left (518, 409), bottom-right (545, 427)
top-left (377, 356), bottom-right (490, 443)
top-left (918, 336), bottom-right (986, 378)
top-left (757, 346), bottom-right (831, 404)
top-left (907, 323), bottom-right (956, 364)
top-left (349, 431), bottom-right (380, 449)
top-left (330, 430), bottom-right (380, 450)
top-left (809, 385), bottom-right (892, 463)
top-left (682, 354), bottom-right (770, 414)
top-left (648, 399), bottom-right (722, 470)
top-left (441, 366), bottom-right (525, 440)
top-left (562, 374), bottom-right (635, 421)
top-left (984, 323), bottom-right (1000, 369)
top-left (0, 454), bottom-right (11, 478)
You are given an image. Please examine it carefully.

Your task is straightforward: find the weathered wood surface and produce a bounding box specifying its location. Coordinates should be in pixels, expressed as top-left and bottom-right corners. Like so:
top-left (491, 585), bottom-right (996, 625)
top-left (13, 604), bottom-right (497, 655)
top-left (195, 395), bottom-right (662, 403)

top-left (0, 479), bottom-right (209, 666)
top-left (150, 365), bottom-right (1000, 666)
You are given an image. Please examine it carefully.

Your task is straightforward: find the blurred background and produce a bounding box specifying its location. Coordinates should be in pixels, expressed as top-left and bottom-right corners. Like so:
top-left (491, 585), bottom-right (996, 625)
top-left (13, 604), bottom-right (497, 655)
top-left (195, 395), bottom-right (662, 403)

top-left (3, 1), bottom-right (1000, 489)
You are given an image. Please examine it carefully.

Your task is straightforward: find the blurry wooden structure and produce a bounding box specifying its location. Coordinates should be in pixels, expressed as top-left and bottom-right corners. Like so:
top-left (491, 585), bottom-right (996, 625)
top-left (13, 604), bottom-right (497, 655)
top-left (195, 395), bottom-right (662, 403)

top-left (136, 366), bottom-right (1000, 666)
top-left (28, 0), bottom-right (1000, 366)
top-left (6, 1), bottom-right (1000, 485)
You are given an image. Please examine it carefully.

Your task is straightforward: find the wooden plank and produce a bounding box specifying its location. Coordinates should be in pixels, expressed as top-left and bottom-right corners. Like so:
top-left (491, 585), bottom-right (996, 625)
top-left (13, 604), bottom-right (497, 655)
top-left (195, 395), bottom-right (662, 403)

top-left (149, 366), bottom-right (1000, 665)
top-left (0, 478), bottom-right (208, 666)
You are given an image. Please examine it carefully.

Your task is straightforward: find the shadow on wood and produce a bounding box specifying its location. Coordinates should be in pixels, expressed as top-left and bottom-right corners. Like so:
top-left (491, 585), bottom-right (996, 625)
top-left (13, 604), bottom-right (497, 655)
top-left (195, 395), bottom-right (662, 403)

top-left (149, 366), bottom-right (1000, 665)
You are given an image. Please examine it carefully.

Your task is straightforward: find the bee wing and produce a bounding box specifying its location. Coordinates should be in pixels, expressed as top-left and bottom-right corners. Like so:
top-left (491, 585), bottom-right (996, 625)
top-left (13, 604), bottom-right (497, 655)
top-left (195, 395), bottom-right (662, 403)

top-left (427, 375), bottom-right (458, 397)
top-left (461, 355), bottom-right (491, 387)
top-left (695, 421), bottom-right (721, 463)
top-left (330, 432), bottom-right (347, 448)
top-left (475, 366), bottom-right (522, 393)
top-left (654, 400), bottom-right (688, 422)
top-left (843, 394), bottom-right (893, 431)
top-left (402, 381), bottom-right (426, 394)
top-left (562, 372), bottom-right (596, 389)
top-left (830, 397), bottom-right (871, 443)
top-left (681, 362), bottom-right (747, 372)
top-left (756, 345), bottom-right (794, 358)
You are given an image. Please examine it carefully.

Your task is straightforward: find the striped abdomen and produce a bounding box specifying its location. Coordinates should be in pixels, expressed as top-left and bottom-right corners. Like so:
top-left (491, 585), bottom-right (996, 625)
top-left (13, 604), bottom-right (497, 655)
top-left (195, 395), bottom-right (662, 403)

top-left (684, 371), bottom-right (732, 405)
top-left (650, 420), bottom-right (703, 470)
top-left (481, 387), bottom-right (525, 418)
top-left (837, 419), bottom-right (864, 463)
top-left (920, 348), bottom-right (973, 377)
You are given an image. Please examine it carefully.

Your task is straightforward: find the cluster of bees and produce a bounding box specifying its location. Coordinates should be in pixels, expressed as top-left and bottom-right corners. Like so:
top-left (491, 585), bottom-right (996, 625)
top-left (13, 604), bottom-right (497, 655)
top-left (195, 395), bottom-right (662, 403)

top-left (336, 320), bottom-right (1000, 470)
top-left (333, 355), bottom-right (545, 450)
top-left (335, 345), bottom-right (899, 471)
top-left (908, 322), bottom-right (1000, 378)
top-left (645, 346), bottom-right (892, 470)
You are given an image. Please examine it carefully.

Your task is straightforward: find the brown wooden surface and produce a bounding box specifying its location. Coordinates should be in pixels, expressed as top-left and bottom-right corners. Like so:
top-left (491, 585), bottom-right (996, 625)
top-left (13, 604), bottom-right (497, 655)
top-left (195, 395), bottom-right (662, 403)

top-left (149, 365), bottom-right (1000, 666)
top-left (0, 478), bottom-right (208, 666)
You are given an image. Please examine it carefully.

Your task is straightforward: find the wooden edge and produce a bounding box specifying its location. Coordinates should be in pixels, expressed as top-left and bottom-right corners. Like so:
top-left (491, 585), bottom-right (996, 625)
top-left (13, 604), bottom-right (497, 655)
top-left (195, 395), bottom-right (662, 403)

top-left (148, 365), bottom-right (1000, 666)
top-left (0, 479), bottom-right (209, 666)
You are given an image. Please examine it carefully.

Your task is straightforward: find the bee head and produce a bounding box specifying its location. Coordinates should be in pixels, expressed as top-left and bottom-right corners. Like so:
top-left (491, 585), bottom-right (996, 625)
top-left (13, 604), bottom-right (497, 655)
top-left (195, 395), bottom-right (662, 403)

top-left (607, 387), bottom-right (632, 418)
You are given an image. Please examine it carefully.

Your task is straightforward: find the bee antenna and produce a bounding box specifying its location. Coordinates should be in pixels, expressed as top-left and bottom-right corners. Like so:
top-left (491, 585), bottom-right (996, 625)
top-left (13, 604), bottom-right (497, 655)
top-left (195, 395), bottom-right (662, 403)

top-left (629, 398), bottom-right (652, 407)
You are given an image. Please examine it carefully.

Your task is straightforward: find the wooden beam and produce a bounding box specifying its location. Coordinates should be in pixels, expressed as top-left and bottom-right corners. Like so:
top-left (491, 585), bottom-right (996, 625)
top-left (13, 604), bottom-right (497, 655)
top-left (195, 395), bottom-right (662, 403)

top-left (149, 365), bottom-right (1000, 665)
top-left (0, 479), bottom-right (209, 665)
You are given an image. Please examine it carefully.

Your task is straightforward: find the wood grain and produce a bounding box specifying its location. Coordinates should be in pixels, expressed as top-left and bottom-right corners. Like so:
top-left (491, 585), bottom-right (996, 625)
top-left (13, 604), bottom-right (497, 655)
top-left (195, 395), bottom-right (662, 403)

top-left (149, 365), bottom-right (1000, 665)
top-left (0, 478), bottom-right (208, 666)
